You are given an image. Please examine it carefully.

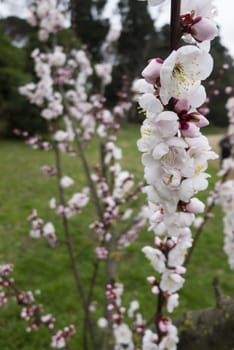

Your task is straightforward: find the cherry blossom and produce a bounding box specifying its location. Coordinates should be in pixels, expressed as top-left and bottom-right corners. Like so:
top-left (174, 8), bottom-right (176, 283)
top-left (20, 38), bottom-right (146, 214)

top-left (114, 324), bottom-right (134, 350)
top-left (51, 325), bottom-right (76, 349)
top-left (160, 45), bottom-right (213, 104)
top-left (180, 0), bottom-right (218, 45)
top-left (60, 176), bottom-right (74, 189)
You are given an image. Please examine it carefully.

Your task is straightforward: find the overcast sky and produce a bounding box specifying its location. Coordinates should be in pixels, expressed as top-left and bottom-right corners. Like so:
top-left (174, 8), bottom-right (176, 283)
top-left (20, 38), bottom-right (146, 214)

top-left (0, 0), bottom-right (234, 57)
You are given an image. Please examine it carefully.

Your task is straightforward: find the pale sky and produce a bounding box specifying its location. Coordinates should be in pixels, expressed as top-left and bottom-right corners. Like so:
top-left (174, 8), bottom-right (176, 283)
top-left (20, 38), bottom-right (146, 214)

top-left (0, 0), bottom-right (234, 57)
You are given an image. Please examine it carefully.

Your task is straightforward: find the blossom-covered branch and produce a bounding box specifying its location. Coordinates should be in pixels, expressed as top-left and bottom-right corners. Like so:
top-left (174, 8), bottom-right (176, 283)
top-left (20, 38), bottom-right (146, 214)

top-left (135, 0), bottom-right (218, 348)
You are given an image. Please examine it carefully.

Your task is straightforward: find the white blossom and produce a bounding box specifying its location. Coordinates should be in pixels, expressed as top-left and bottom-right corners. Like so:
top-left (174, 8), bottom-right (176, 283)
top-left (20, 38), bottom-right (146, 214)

top-left (60, 176), bottom-right (74, 188)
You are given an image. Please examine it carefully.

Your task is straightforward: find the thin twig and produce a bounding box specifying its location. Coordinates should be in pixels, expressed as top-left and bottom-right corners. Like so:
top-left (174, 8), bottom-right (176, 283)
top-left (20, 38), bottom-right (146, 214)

top-left (61, 91), bottom-right (104, 221)
top-left (213, 277), bottom-right (224, 308)
top-left (83, 260), bottom-right (101, 348)
top-left (53, 142), bottom-right (96, 350)
top-left (185, 169), bottom-right (230, 267)
top-left (100, 141), bottom-right (108, 179)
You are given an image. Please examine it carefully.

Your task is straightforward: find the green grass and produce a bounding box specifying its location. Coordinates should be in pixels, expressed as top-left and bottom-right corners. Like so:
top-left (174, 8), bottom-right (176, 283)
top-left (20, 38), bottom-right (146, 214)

top-left (202, 125), bottom-right (226, 135)
top-left (0, 125), bottom-right (233, 349)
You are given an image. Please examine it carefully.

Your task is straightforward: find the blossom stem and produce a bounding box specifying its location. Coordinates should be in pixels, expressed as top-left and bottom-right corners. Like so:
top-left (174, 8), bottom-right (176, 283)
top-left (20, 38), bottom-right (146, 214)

top-left (156, 290), bottom-right (165, 336)
top-left (170, 0), bottom-right (181, 51)
top-left (152, 0), bottom-right (182, 336)
top-left (100, 142), bottom-right (108, 179)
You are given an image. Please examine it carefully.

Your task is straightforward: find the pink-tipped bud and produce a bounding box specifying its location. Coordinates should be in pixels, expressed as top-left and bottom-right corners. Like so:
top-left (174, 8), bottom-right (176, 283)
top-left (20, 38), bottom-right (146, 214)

top-left (225, 86), bottom-right (233, 95)
top-left (180, 121), bottom-right (201, 138)
top-left (195, 114), bottom-right (209, 127)
top-left (198, 106), bottom-right (210, 116)
top-left (174, 99), bottom-right (190, 114)
top-left (152, 285), bottom-right (160, 295)
top-left (174, 266), bottom-right (186, 275)
top-left (223, 63), bottom-right (229, 70)
top-left (119, 307), bottom-right (126, 314)
top-left (213, 89), bottom-right (220, 96)
top-left (167, 239), bottom-right (176, 249)
top-left (186, 198), bottom-right (205, 213)
top-left (147, 276), bottom-right (156, 285)
top-left (191, 17), bottom-right (218, 42)
top-left (158, 319), bottom-right (169, 333)
top-left (142, 58), bottom-right (163, 84)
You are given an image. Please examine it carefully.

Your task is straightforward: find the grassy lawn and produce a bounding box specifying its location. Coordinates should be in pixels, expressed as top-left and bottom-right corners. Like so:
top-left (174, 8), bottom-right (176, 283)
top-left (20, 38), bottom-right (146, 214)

top-left (0, 125), bottom-right (233, 349)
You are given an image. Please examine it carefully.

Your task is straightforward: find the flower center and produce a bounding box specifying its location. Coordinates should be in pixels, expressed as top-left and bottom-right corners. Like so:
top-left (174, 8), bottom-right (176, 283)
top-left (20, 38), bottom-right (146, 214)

top-left (172, 63), bottom-right (187, 84)
top-left (142, 127), bottom-right (151, 138)
top-left (195, 164), bottom-right (203, 174)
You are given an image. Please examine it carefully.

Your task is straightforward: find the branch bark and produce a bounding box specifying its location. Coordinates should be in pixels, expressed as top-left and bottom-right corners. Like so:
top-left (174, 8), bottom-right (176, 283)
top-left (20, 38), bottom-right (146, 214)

top-left (176, 297), bottom-right (234, 350)
top-left (170, 0), bottom-right (182, 51)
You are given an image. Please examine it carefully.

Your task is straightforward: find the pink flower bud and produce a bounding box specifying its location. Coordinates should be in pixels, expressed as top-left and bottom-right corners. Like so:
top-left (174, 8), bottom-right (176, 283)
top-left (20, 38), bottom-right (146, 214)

top-left (186, 198), bottom-right (205, 213)
top-left (223, 63), bottom-right (229, 70)
top-left (180, 121), bottom-right (201, 138)
top-left (119, 307), bottom-right (126, 314)
top-left (167, 239), bottom-right (176, 249)
top-left (195, 114), bottom-right (209, 127)
top-left (198, 107), bottom-right (210, 116)
top-left (174, 99), bottom-right (190, 114)
top-left (191, 17), bottom-right (218, 42)
top-left (147, 276), bottom-right (156, 285)
top-left (155, 236), bottom-right (162, 247)
top-left (174, 266), bottom-right (186, 275)
top-left (142, 58), bottom-right (163, 84)
top-left (213, 89), bottom-right (220, 96)
top-left (158, 319), bottom-right (169, 333)
top-left (151, 285), bottom-right (160, 295)
top-left (225, 86), bottom-right (233, 94)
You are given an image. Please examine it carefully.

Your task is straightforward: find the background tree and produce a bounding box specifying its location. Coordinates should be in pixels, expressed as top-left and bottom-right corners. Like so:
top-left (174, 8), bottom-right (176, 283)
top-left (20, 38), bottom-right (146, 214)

top-left (0, 25), bottom-right (46, 136)
top-left (72, 0), bottom-right (109, 58)
top-left (207, 35), bottom-right (234, 127)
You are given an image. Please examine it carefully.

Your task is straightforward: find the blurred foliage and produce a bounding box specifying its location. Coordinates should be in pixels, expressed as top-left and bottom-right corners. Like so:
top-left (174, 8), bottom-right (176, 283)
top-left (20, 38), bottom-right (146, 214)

top-left (73, 0), bottom-right (109, 58)
top-left (0, 24), bottom-right (46, 137)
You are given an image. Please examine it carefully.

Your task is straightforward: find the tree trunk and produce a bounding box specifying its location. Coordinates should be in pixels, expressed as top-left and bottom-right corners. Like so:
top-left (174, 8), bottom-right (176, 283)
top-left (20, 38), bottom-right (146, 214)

top-left (176, 298), bottom-right (234, 350)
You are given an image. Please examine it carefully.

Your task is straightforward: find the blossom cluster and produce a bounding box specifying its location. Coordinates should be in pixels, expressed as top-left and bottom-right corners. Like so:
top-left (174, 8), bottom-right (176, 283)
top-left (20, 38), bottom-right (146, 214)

top-left (28, 209), bottom-right (57, 247)
top-left (224, 97), bottom-right (234, 163)
top-left (19, 1), bottom-right (150, 348)
top-left (103, 283), bottom-right (145, 350)
top-left (90, 142), bottom-right (146, 259)
top-left (0, 264), bottom-right (75, 348)
top-left (134, 0), bottom-right (218, 348)
top-left (27, 0), bottom-right (66, 41)
top-left (51, 325), bottom-right (76, 349)
top-left (143, 0), bottom-right (218, 45)
top-left (214, 96), bottom-right (234, 269)
top-left (20, 0), bottom-right (145, 254)
top-left (216, 180), bottom-right (234, 268)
